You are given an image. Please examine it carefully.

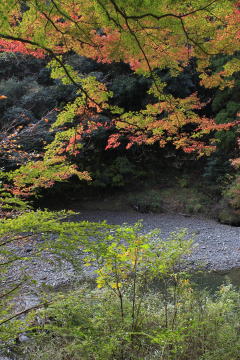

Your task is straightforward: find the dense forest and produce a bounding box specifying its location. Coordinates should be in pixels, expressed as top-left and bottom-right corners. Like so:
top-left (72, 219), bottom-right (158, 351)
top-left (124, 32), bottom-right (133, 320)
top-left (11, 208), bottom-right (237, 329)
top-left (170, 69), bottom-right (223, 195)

top-left (0, 1), bottom-right (240, 359)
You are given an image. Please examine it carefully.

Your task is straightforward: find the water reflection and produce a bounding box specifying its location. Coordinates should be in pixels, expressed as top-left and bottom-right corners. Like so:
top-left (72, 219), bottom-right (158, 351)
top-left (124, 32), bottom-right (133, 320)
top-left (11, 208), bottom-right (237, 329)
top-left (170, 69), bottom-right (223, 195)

top-left (190, 268), bottom-right (240, 291)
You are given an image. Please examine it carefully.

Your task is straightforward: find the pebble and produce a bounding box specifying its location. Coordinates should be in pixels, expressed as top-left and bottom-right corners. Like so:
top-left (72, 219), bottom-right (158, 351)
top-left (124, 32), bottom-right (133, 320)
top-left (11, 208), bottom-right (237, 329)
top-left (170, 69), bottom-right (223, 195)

top-left (74, 210), bottom-right (240, 271)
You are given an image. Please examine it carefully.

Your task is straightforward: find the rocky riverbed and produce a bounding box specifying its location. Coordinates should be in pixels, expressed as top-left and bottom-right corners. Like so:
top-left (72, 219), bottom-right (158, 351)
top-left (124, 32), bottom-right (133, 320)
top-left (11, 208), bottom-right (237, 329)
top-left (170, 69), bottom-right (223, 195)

top-left (5, 210), bottom-right (240, 291)
top-left (74, 210), bottom-right (240, 272)
top-left (5, 209), bottom-right (239, 298)
top-left (1, 210), bottom-right (240, 360)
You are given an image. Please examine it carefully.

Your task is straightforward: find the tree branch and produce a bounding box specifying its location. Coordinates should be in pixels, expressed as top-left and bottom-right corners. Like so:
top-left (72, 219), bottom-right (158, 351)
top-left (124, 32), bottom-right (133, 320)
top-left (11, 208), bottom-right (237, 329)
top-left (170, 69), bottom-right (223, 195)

top-left (0, 34), bottom-right (103, 110)
top-left (179, 18), bottom-right (213, 56)
top-left (0, 234), bottom-right (35, 247)
top-left (0, 282), bottom-right (23, 300)
top-left (96, 0), bottom-right (123, 31)
top-left (49, 0), bottom-right (96, 47)
top-left (0, 302), bottom-right (52, 326)
top-left (108, 0), bottom-right (218, 21)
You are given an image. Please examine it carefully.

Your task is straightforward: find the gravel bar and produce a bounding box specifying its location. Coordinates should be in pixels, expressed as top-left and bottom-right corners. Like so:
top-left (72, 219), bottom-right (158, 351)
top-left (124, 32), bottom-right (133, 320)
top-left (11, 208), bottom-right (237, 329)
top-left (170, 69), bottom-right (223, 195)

top-left (74, 210), bottom-right (240, 272)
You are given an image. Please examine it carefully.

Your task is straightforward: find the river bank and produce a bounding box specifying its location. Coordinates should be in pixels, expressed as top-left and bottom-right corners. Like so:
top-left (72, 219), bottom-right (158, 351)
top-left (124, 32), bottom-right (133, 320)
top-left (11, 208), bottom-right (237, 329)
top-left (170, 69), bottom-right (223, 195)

top-left (7, 210), bottom-right (240, 293)
top-left (1, 210), bottom-right (240, 360)
top-left (73, 210), bottom-right (240, 272)
top-left (2, 209), bottom-right (240, 314)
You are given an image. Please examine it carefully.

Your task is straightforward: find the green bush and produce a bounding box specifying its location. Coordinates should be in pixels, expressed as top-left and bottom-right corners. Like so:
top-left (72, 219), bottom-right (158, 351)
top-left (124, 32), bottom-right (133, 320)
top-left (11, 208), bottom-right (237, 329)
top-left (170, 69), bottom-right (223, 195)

top-left (203, 153), bottom-right (234, 185)
top-left (129, 189), bottom-right (164, 213)
top-left (15, 224), bottom-right (240, 360)
top-left (224, 174), bottom-right (240, 209)
top-left (66, 53), bottom-right (101, 74)
top-left (37, 68), bottom-right (54, 86)
top-left (21, 283), bottom-right (240, 360)
top-left (15, 224), bottom-right (192, 360)
top-left (20, 88), bottom-right (58, 119)
top-left (2, 211), bottom-right (240, 360)
top-left (20, 84), bottom-right (77, 118)
top-left (91, 156), bottom-right (138, 188)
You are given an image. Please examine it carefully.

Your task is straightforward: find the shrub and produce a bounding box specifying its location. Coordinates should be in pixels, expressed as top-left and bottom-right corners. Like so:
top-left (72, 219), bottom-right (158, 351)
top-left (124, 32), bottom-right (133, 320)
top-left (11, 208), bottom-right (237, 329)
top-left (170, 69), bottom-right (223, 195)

top-left (91, 156), bottom-right (138, 188)
top-left (20, 283), bottom-right (240, 360)
top-left (2, 212), bottom-right (240, 360)
top-left (66, 53), bottom-right (101, 74)
top-left (10, 222), bottom-right (240, 360)
top-left (0, 210), bottom-right (112, 348)
top-left (203, 153), bottom-right (234, 185)
top-left (129, 189), bottom-right (164, 213)
top-left (20, 89), bottom-right (58, 119)
top-left (15, 224), bottom-right (192, 360)
top-left (37, 68), bottom-right (54, 86)
top-left (157, 65), bottom-right (197, 98)
top-left (224, 174), bottom-right (240, 209)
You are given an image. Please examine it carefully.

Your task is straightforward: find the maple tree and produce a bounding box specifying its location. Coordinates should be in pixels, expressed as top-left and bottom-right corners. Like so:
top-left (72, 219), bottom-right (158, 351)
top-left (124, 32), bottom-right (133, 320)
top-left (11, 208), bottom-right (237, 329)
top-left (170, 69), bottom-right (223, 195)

top-left (1, 1), bottom-right (240, 349)
top-left (0, 0), bottom-right (239, 197)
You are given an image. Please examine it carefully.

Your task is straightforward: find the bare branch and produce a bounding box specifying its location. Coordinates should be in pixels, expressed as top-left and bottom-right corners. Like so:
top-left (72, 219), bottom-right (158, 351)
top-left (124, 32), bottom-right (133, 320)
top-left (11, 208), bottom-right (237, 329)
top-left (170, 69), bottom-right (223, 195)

top-left (49, 0), bottom-right (96, 47)
top-left (0, 282), bottom-right (23, 300)
top-left (0, 234), bottom-right (34, 247)
top-left (0, 302), bottom-right (52, 326)
top-left (96, 0), bottom-right (123, 30)
top-left (179, 18), bottom-right (213, 56)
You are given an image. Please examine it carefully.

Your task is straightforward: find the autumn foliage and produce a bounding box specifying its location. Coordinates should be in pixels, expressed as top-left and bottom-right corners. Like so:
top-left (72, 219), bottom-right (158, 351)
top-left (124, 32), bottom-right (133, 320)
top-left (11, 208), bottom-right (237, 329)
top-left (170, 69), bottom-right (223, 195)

top-left (0, 39), bottom-right (45, 58)
top-left (0, 0), bottom-right (239, 197)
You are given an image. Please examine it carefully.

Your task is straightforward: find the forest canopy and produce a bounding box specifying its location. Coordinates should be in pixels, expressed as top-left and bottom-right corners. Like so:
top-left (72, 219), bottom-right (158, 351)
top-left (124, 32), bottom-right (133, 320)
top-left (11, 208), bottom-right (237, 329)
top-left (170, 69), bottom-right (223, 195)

top-left (0, 0), bottom-right (239, 150)
top-left (1, 2), bottom-right (240, 358)
top-left (0, 0), bottom-right (239, 203)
